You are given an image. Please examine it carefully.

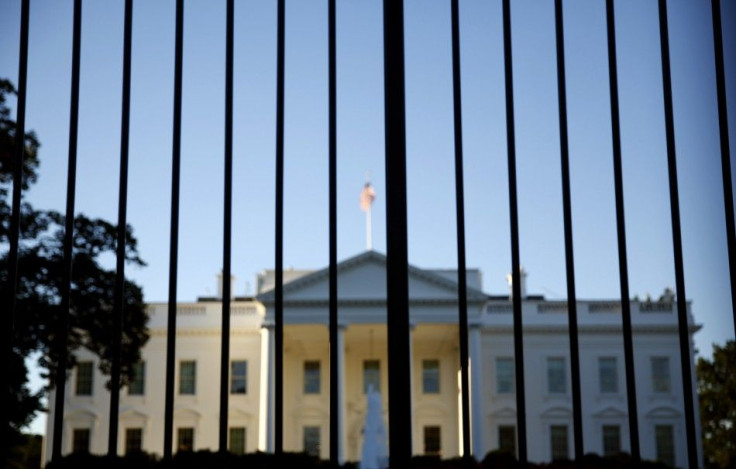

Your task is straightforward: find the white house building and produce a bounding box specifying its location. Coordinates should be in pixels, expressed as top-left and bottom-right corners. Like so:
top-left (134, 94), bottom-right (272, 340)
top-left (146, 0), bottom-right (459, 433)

top-left (44, 250), bottom-right (702, 466)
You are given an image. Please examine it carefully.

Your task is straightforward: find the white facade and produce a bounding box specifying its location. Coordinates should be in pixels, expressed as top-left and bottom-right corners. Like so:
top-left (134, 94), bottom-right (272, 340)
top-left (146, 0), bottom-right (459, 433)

top-left (44, 251), bottom-right (702, 466)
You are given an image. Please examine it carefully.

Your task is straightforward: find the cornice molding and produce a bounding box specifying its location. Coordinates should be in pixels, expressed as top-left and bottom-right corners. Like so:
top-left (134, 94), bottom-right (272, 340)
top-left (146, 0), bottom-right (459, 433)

top-left (150, 328), bottom-right (262, 337)
top-left (479, 324), bottom-right (701, 335)
top-left (149, 323), bottom-right (699, 337)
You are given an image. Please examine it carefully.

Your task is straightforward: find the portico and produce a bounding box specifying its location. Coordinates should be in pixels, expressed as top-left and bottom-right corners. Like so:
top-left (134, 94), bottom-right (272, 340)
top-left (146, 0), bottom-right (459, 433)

top-left (256, 251), bottom-right (488, 461)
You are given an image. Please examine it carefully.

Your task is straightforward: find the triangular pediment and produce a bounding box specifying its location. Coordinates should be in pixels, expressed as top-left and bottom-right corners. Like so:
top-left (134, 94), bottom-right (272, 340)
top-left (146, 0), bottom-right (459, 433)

top-left (490, 406), bottom-right (517, 419)
top-left (646, 406), bottom-right (681, 418)
top-left (119, 409), bottom-right (148, 421)
top-left (228, 408), bottom-right (253, 420)
top-left (540, 406), bottom-right (573, 419)
top-left (592, 406), bottom-right (627, 419)
top-left (65, 409), bottom-right (98, 422)
top-left (174, 408), bottom-right (202, 420)
top-left (256, 251), bottom-right (487, 304)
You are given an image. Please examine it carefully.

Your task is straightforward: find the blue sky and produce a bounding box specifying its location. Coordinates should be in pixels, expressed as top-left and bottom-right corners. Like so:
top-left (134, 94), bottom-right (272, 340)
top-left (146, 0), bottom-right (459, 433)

top-left (1, 0), bottom-right (735, 434)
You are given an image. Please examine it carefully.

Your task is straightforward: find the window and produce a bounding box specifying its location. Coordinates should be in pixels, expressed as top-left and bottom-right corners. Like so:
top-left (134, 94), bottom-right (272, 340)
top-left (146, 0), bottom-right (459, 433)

top-left (363, 360), bottom-right (380, 394)
top-left (129, 361), bottom-right (145, 395)
top-left (179, 361), bottom-right (196, 395)
top-left (599, 357), bottom-right (618, 394)
top-left (177, 427), bottom-right (194, 452)
top-left (498, 425), bottom-right (516, 455)
top-left (547, 357), bottom-right (566, 394)
top-left (655, 425), bottom-right (675, 467)
top-left (550, 425), bottom-right (569, 461)
top-left (229, 427), bottom-right (246, 455)
top-left (72, 428), bottom-right (90, 453)
top-left (75, 362), bottom-right (93, 396)
top-left (422, 360), bottom-right (440, 394)
top-left (602, 425), bottom-right (620, 457)
top-left (125, 428), bottom-right (143, 454)
top-left (496, 357), bottom-right (514, 394)
top-left (423, 426), bottom-right (441, 456)
top-left (231, 360), bottom-right (247, 394)
top-left (303, 426), bottom-right (320, 457)
top-left (304, 361), bottom-right (321, 394)
top-left (652, 357), bottom-right (671, 393)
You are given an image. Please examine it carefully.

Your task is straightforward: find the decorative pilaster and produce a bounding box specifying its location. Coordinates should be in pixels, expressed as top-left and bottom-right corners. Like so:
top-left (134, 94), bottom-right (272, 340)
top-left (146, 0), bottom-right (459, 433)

top-left (337, 323), bottom-right (347, 463)
top-left (469, 323), bottom-right (485, 458)
top-left (258, 322), bottom-right (275, 452)
top-left (409, 321), bottom-right (416, 455)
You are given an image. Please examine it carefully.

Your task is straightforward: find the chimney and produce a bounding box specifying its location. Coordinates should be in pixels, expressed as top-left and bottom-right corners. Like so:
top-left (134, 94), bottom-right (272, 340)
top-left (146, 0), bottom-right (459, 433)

top-left (216, 271), bottom-right (237, 299)
top-left (506, 267), bottom-right (528, 299)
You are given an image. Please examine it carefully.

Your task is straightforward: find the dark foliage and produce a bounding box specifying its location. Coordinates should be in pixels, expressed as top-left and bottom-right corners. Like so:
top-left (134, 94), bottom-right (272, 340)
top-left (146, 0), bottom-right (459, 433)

top-left (1, 78), bottom-right (149, 454)
top-left (697, 340), bottom-right (736, 468)
top-left (4, 433), bottom-right (42, 469)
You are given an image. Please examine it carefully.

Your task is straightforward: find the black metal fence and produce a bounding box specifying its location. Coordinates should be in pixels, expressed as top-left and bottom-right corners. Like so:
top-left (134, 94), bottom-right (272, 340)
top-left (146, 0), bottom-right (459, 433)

top-left (4, 1), bottom-right (734, 468)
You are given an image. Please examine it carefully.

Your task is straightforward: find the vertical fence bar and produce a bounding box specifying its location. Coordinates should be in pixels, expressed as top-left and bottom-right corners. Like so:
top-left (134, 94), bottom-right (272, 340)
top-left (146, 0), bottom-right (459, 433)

top-left (711, 0), bottom-right (736, 336)
top-left (5, 0), bottom-right (30, 352)
top-left (51, 0), bottom-right (82, 460)
top-left (218, 0), bottom-right (234, 454)
top-left (328, 0), bottom-right (339, 464)
top-left (449, 0), bottom-right (471, 460)
top-left (108, 0), bottom-right (134, 456)
top-left (383, 0), bottom-right (412, 466)
top-left (501, 0), bottom-right (527, 463)
top-left (163, 0), bottom-right (184, 459)
top-left (657, 2), bottom-right (699, 467)
top-left (274, 0), bottom-right (285, 456)
top-left (605, 0), bottom-right (641, 461)
top-left (3, 0), bottom-right (29, 459)
top-left (553, 0), bottom-right (583, 463)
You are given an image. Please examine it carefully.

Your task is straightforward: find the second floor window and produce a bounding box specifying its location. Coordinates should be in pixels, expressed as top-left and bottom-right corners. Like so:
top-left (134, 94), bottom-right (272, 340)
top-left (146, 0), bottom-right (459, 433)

top-left (496, 358), bottom-right (514, 394)
top-left (363, 360), bottom-right (380, 394)
top-left (652, 357), bottom-right (671, 393)
top-left (422, 360), bottom-right (440, 394)
top-left (304, 361), bottom-right (320, 394)
top-left (231, 361), bottom-right (247, 394)
top-left (75, 362), bottom-right (93, 396)
top-left (129, 361), bottom-right (145, 395)
top-left (179, 361), bottom-right (196, 395)
top-left (547, 357), bottom-right (566, 394)
top-left (598, 357), bottom-right (618, 394)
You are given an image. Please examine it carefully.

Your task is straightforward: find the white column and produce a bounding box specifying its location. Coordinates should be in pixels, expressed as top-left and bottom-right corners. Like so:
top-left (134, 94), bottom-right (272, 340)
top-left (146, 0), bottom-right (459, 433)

top-left (258, 322), bottom-right (275, 452)
top-left (469, 324), bottom-right (486, 458)
top-left (337, 324), bottom-right (347, 463)
top-left (409, 321), bottom-right (416, 456)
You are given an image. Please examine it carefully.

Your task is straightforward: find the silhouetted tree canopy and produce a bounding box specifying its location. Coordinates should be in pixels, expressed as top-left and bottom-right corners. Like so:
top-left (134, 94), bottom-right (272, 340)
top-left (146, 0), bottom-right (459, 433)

top-left (697, 340), bottom-right (736, 469)
top-left (1, 78), bottom-right (149, 448)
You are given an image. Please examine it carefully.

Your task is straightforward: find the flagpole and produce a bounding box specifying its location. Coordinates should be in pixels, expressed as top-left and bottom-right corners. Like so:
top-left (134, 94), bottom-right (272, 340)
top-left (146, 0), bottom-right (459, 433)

top-left (360, 177), bottom-right (375, 251)
top-left (367, 205), bottom-right (372, 251)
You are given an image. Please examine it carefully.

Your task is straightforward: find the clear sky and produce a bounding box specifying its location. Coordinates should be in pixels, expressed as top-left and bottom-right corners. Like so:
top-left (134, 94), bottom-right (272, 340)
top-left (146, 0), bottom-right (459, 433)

top-left (1, 0), bottom-right (735, 435)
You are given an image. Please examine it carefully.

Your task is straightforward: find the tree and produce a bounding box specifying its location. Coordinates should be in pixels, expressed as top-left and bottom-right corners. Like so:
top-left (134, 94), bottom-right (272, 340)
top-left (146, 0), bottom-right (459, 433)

top-left (1, 79), bottom-right (149, 447)
top-left (697, 340), bottom-right (736, 468)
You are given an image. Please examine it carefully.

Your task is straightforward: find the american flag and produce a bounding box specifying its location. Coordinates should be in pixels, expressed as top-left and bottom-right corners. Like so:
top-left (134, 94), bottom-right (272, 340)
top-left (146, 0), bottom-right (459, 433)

top-left (360, 182), bottom-right (375, 211)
